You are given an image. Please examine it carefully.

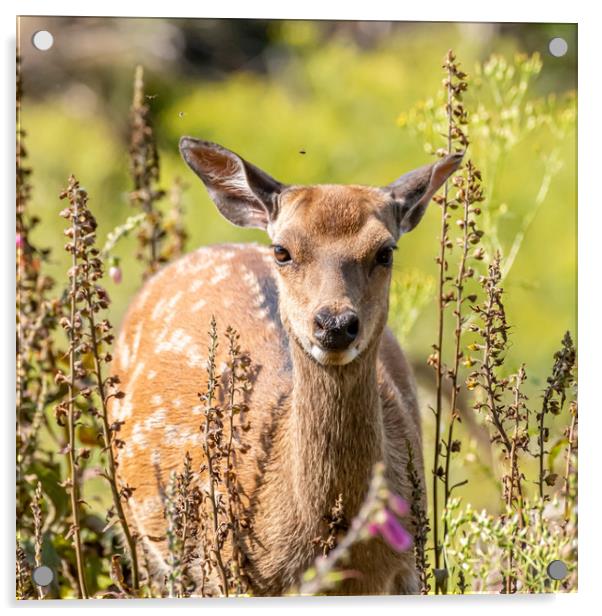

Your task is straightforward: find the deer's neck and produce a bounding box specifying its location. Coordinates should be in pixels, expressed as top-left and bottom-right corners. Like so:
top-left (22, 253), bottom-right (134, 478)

top-left (284, 339), bottom-right (385, 521)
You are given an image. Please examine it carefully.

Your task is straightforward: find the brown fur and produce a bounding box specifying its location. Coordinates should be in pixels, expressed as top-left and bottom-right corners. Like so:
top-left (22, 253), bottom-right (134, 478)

top-left (107, 140), bottom-right (461, 596)
top-left (110, 241), bottom-right (423, 595)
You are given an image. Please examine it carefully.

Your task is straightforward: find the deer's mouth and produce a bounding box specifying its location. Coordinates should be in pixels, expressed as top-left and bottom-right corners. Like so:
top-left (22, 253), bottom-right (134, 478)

top-left (286, 321), bottom-right (361, 367)
top-left (309, 343), bottom-right (360, 366)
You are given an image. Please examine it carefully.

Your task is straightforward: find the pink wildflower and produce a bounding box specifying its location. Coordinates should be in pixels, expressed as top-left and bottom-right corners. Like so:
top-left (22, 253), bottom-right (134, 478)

top-left (388, 493), bottom-right (410, 517)
top-left (368, 509), bottom-right (412, 552)
top-left (379, 509), bottom-right (412, 552)
top-left (109, 265), bottom-right (122, 284)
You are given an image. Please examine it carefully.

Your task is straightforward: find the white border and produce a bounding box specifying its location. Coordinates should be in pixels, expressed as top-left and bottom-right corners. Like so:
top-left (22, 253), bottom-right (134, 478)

top-left (2, 1), bottom-right (600, 614)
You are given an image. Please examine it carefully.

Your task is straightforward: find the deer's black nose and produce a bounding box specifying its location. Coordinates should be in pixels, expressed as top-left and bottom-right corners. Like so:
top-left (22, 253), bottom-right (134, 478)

top-left (313, 308), bottom-right (359, 351)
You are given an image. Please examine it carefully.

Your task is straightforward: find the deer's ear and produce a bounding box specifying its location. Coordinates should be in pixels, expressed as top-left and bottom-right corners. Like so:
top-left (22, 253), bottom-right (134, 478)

top-left (385, 151), bottom-right (464, 236)
top-left (179, 137), bottom-right (287, 230)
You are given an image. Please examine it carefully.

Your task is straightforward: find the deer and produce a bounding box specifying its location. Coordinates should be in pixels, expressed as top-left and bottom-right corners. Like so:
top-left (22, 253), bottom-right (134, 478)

top-left (109, 136), bottom-right (463, 596)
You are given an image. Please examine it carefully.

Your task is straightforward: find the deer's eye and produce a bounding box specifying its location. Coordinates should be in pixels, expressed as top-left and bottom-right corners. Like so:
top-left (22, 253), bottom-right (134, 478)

top-left (375, 246), bottom-right (394, 267)
top-left (273, 245), bottom-right (292, 264)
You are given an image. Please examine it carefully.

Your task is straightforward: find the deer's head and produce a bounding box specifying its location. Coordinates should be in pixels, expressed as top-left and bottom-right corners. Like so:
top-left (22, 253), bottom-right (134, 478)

top-left (180, 137), bottom-right (462, 366)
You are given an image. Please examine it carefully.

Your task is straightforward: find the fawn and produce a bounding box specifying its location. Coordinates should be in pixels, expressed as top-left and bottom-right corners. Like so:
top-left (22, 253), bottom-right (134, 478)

top-left (109, 137), bottom-right (463, 595)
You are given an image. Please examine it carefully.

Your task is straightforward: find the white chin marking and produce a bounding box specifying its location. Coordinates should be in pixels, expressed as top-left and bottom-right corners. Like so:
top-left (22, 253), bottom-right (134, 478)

top-left (310, 345), bottom-right (359, 366)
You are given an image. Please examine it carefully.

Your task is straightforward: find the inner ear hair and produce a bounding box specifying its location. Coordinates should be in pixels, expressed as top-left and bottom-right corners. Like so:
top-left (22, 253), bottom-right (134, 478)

top-left (179, 136), bottom-right (287, 230)
top-left (386, 151), bottom-right (464, 235)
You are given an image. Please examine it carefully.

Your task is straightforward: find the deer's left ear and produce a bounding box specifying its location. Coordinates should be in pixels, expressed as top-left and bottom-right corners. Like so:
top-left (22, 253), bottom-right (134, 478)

top-left (384, 151), bottom-right (464, 236)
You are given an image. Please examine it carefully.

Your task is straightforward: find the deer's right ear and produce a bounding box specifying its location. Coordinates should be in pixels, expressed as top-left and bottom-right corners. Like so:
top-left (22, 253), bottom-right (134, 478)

top-left (179, 137), bottom-right (287, 230)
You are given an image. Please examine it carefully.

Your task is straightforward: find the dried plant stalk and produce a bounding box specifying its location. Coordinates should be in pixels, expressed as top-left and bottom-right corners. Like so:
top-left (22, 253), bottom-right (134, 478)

top-left (164, 452), bottom-right (202, 597)
top-left (222, 326), bottom-right (252, 594)
top-left (16, 54), bottom-right (61, 522)
top-left (163, 177), bottom-right (188, 261)
top-left (81, 273), bottom-right (139, 588)
top-left (56, 177), bottom-right (89, 599)
top-left (504, 366), bottom-right (528, 593)
top-left (199, 317), bottom-right (230, 596)
top-left (57, 176), bottom-right (140, 594)
top-left (312, 494), bottom-right (347, 558)
top-left (467, 254), bottom-right (531, 593)
top-left (194, 320), bottom-right (254, 596)
top-left (428, 48), bottom-right (469, 583)
top-left (407, 441), bottom-right (430, 594)
top-left (537, 332), bottom-right (576, 500)
top-left (16, 540), bottom-right (34, 600)
top-left (30, 482), bottom-right (45, 599)
top-left (442, 159), bottom-right (483, 518)
top-left (563, 391), bottom-right (578, 522)
top-left (468, 254), bottom-right (512, 452)
top-left (129, 65), bottom-right (166, 279)
top-left (165, 471), bottom-right (185, 597)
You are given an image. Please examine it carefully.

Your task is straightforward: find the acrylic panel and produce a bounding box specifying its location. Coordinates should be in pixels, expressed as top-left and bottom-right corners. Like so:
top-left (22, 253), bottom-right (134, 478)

top-left (16, 16), bottom-right (577, 599)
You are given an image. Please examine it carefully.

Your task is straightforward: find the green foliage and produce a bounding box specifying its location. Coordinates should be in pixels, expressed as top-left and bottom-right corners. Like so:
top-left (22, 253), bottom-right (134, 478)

top-left (443, 496), bottom-right (577, 593)
top-left (396, 50), bottom-right (575, 375)
top-left (388, 269), bottom-right (435, 343)
top-left (17, 21), bottom-right (577, 598)
top-left (23, 25), bottom-right (576, 380)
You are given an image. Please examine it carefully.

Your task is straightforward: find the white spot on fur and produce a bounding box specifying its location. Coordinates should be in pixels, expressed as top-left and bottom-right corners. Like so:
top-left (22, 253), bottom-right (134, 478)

top-left (191, 298), bottom-right (207, 312)
top-left (187, 254), bottom-right (217, 274)
top-left (131, 423), bottom-right (146, 447)
top-left (242, 268), bottom-right (268, 315)
top-left (255, 307), bottom-right (270, 320)
top-left (119, 398), bottom-right (133, 422)
top-left (147, 370), bottom-right (157, 380)
top-left (155, 328), bottom-right (192, 355)
top-left (209, 263), bottom-right (231, 285)
top-left (187, 350), bottom-right (205, 368)
top-left (135, 284), bottom-right (153, 310)
top-left (191, 405), bottom-right (203, 416)
top-left (116, 327), bottom-right (127, 349)
top-left (167, 291), bottom-right (183, 311)
top-left (242, 268), bottom-right (262, 298)
top-left (152, 292), bottom-right (183, 321)
top-left (154, 319), bottom-right (204, 366)
top-left (122, 441), bottom-right (135, 459)
top-left (144, 408), bottom-right (167, 431)
top-left (131, 321), bottom-right (143, 362)
top-left (118, 345), bottom-right (130, 371)
top-left (164, 425), bottom-right (200, 448)
top-left (151, 297), bottom-right (167, 320)
top-left (113, 362), bottom-right (145, 421)
top-left (151, 394), bottom-right (163, 406)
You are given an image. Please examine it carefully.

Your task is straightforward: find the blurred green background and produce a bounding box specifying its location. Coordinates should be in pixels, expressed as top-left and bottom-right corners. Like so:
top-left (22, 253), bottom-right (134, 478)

top-left (18, 17), bottom-right (577, 512)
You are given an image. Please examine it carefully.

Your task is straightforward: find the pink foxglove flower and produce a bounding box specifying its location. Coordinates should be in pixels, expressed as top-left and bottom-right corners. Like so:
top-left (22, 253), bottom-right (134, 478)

top-left (109, 265), bottom-right (122, 284)
top-left (367, 508), bottom-right (412, 552)
top-left (379, 509), bottom-right (412, 552)
top-left (388, 493), bottom-right (410, 517)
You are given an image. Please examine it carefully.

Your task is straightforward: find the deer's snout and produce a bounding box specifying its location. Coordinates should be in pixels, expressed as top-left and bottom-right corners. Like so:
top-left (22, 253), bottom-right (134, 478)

top-left (313, 307), bottom-right (359, 351)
